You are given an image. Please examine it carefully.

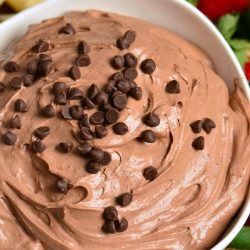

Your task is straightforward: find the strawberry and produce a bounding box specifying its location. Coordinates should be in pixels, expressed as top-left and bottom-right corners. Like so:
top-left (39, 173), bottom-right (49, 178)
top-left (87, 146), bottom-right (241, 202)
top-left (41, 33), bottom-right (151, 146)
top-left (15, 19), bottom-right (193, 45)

top-left (244, 61), bottom-right (250, 80)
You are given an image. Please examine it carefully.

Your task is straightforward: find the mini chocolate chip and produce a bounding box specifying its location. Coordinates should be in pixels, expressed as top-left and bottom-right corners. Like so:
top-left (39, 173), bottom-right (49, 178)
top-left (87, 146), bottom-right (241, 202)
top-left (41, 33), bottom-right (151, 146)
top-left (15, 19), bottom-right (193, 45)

top-left (113, 122), bottom-right (128, 135)
top-left (124, 30), bottom-right (136, 43)
top-left (54, 92), bottom-right (67, 105)
top-left (115, 217), bottom-right (128, 232)
top-left (190, 120), bottom-right (203, 134)
top-left (80, 127), bottom-right (93, 140)
top-left (56, 179), bottom-right (69, 193)
top-left (77, 142), bottom-right (92, 157)
top-left (192, 136), bottom-right (205, 150)
top-left (23, 74), bottom-right (35, 87)
top-left (89, 148), bottom-right (104, 162)
top-left (143, 166), bottom-right (158, 181)
top-left (90, 111), bottom-right (105, 125)
top-left (103, 206), bottom-right (118, 221)
top-left (78, 41), bottom-right (90, 55)
top-left (87, 84), bottom-right (99, 100)
top-left (42, 104), bottom-right (55, 118)
top-left (57, 142), bottom-right (73, 153)
top-left (67, 87), bottom-right (83, 100)
top-left (33, 40), bottom-right (49, 53)
top-left (129, 81), bottom-right (137, 89)
top-left (4, 61), bottom-right (19, 73)
top-left (60, 23), bottom-right (75, 34)
top-left (165, 80), bottom-right (180, 94)
top-left (34, 126), bottom-right (50, 140)
top-left (112, 92), bottom-right (127, 110)
top-left (38, 61), bottom-right (53, 77)
top-left (31, 140), bottom-right (46, 153)
top-left (104, 80), bottom-right (117, 94)
top-left (82, 97), bottom-right (96, 109)
top-left (123, 68), bottom-right (138, 80)
top-left (101, 103), bottom-right (113, 111)
top-left (140, 130), bottom-right (156, 143)
top-left (53, 82), bottom-right (67, 94)
top-left (117, 37), bottom-right (130, 50)
top-left (141, 59), bottom-right (156, 74)
top-left (85, 161), bottom-right (101, 174)
top-left (111, 72), bottom-right (124, 82)
top-left (2, 131), bottom-right (17, 145)
top-left (69, 105), bottom-right (83, 120)
top-left (61, 105), bottom-right (72, 120)
top-left (0, 82), bottom-right (5, 92)
top-left (78, 114), bottom-right (90, 128)
top-left (101, 151), bottom-right (112, 166)
top-left (116, 79), bottom-right (131, 93)
top-left (111, 55), bottom-right (124, 69)
top-left (69, 66), bottom-right (81, 80)
top-left (105, 108), bottom-right (119, 124)
top-left (95, 125), bottom-right (108, 139)
top-left (102, 221), bottom-right (116, 234)
top-left (143, 113), bottom-right (160, 127)
top-left (15, 99), bottom-right (28, 113)
top-left (124, 53), bottom-right (137, 67)
top-left (10, 115), bottom-right (21, 129)
top-left (128, 86), bottom-right (142, 100)
top-left (202, 118), bottom-right (216, 134)
top-left (9, 77), bottom-right (22, 90)
top-left (39, 54), bottom-right (52, 63)
top-left (27, 60), bottom-right (38, 74)
top-left (76, 55), bottom-right (91, 67)
top-left (116, 193), bottom-right (133, 207)
top-left (94, 91), bottom-right (109, 106)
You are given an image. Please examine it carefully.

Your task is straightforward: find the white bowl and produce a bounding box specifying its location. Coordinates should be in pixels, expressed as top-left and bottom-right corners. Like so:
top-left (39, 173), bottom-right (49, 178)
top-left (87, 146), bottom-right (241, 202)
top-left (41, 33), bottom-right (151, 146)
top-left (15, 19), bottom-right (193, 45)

top-left (0, 0), bottom-right (249, 249)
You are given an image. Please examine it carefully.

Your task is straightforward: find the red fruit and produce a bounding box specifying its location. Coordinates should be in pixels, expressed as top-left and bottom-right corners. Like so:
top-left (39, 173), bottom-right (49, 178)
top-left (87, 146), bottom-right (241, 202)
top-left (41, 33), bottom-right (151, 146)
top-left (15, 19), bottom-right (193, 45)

top-left (244, 62), bottom-right (250, 81)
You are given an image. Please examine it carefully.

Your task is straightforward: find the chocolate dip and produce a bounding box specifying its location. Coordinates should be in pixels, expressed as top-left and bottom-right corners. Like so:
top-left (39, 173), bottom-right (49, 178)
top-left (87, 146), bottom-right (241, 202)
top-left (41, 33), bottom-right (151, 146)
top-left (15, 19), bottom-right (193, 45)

top-left (0, 10), bottom-right (249, 250)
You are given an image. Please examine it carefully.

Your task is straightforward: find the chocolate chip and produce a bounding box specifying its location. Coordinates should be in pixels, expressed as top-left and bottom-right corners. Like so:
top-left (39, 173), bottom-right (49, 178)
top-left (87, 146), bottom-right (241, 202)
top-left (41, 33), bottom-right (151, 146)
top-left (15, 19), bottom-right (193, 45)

top-left (202, 118), bottom-right (216, 134)
top-left (31, 140), bottom-right (46, 153)
top-left (76, 55), bottom-right (91, 67)
top-left (140, 130), bottom-right (156, 143)
top-left (53, 82), bottom-right (67, 94)
top-left (15, 99), bottom-right (28, 113)
top-left (102, 221), bottom-right (116, 234)
top-left (68, 66), bottom-right (81, 80)
top-left (57, 142), bottom-right (73, 153)
top-left (112, 91), bottom-right (127, 110)
top-left (85, 161), bottom-right (101, 174)
top-left (101, 103), bottom-right (113, 111)
top-left (34, 126), bottom-right (50, 140)
top-left (89, 148), bottom-right (104, 162)
top-left (80, 127), bottom-right (93, 140)
top-left (78, 41), bottom-right (90, 55)
top-left (94, 91), bottom-right (109, 106)
top-left (67, 87), bottom-right (83, 100)
top-left (56, 179), bottom-right (69, 193)
top-left (141, 59), bottom-right (156, 74)
top-left (78, 114), bottom-right (90, 128)
top-left (111, 72), bottom-right (124, 82)
top-left (69, 105), bottom-right (83, 120)
top-left (128, 86), bottom-right (142, 100)
top-left (101, 151), bottom-right (112, 166)
top-left (54, 92), bottom-right (67, 105)
top-left (116, 79), bottom-right (131, 93)
top-left (38, 61), bottom-right (52, 77)
top-left (42, 104), bottom-right (55, 118)
top-left (61, 105), bottom-right (72, 120)
top-left (77, 142), bottom-right (92, 157)
top-left (39, 54), bottom-right (52, 63)
top-left (33, 40), bottom-right (49, 53)
top-left (2, 131), bottom-right (17, 145)
top-left (60, 23), bottom-right (75, 34)
top-left (165, 80), bottom-right (180, 94)
top-left (87, 84), bottom-right (99, 100)
top-left (123, 68), bottom-right (138, 80)
top-left (9, 77), bottom-right (22, 90)
top-left (105, 108), bottom-right (119, 124)
top-left (143, 166), bottom-right (158, 181)
top-left (103, 206), bottom-right (118, 221)
top-left (23, 74), bottom-right (35, 87)
top-left (114, 217), bottom-right (128, 232)
top-left (124, 53), bottom-right (137, 68)
top-left (104, 80), bottom-right (117, 94)
top-left (113, 122), bottom-right (128, 135)
top-left (10, 115), bottom-right (21, 129)
top-left (4, 61), bottom-right (19, 73)
top-left (117, 37), bottom-right (130, 50)
top-left (27, 60), bottom-right (38, 75)
top-left (124, 30), bottom-right (136, 44)
top-left (0, 82), bottom-right (5, 92)
top-left (116, 193), bottom-right (133, 207)
top-left (90, 111), bottom-right (105, 125)
top-left (82, 97), bottom-right (96, 109)
top-left (192, 136), bottom-right (205, 150)
top-left (190, 120), bottom-right (202, 134)
top-left (95, 125), bottom-right (108, 138)
top-left (111, 55), bottom-right (124, 69)
top-left (143, 113), bottom-right (160, 127)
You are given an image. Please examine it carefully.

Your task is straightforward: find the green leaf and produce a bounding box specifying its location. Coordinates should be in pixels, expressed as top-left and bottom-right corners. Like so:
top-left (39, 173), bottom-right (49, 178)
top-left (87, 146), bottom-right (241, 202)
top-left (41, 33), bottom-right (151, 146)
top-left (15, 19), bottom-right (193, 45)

top-left (217, 14), bottom-right (240, 41)
top-left (186, 0), bottom-right (199, 6)
top-left (229, 227), bottom-right (250, 249)
top-left (234, 50), bottom-right (248, 67)
top-left (230, 39), bottom-right (250, 51)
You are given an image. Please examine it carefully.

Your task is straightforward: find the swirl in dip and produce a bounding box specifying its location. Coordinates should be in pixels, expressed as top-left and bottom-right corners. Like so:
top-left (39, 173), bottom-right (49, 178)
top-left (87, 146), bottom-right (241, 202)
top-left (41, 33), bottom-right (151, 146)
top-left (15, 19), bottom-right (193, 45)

top-left (0, 10), bottom-right (249, 250)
